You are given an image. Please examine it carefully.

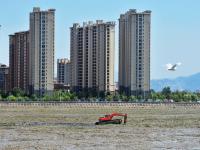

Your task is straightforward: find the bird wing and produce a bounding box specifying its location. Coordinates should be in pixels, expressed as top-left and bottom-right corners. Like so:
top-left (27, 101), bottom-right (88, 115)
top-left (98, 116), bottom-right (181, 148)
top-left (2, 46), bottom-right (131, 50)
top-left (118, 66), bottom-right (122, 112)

top-left (166, 64), bottom-right (173, 69)
top-left (171, 64), bottom-right (177, 70)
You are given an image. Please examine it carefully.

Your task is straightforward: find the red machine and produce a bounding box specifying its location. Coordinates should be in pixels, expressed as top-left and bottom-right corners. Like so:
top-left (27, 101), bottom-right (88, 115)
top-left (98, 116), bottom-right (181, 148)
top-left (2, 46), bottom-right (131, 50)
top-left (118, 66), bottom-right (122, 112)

top-left (95, 113), bottom-right (127, 125)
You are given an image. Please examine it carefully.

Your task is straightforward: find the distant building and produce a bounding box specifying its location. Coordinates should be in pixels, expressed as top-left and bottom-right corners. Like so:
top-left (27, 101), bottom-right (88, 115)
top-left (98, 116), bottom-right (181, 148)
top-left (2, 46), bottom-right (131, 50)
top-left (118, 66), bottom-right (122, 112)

top-left (57, 58), bottom-right (71, 85)
top-left (70, 20), bottom-right (115, 94)
top-left (0, 63), bottom-right (10, 93)
top-left (115, 82), bottom-right (119, 91)
top-left (119, 9), bottom-right (151, 96)
top-left (29, 7), bottom-right (55, 96)
top-left (9, 31), bottom-right (29, 92)
top-left (54, 83), bottom-right (70, 91)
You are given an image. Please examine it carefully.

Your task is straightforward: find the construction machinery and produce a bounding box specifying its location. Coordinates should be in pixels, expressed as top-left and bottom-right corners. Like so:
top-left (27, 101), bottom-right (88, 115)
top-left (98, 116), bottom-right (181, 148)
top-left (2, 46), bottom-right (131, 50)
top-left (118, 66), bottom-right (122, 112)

top-left (95, 113), bottom-right (127, 125)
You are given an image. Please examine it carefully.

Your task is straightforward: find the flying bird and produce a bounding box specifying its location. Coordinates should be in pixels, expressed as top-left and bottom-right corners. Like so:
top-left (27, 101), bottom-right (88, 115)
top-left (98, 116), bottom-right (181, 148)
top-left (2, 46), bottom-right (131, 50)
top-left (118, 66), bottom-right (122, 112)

top-left (166, 62), bottom-right (181, 71)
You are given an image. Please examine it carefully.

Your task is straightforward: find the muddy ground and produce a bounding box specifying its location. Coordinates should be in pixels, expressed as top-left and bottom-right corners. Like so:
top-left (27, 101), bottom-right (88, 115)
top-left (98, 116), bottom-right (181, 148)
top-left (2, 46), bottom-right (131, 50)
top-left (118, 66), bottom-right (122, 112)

top-left (0, 104), bottom-right (200, 150)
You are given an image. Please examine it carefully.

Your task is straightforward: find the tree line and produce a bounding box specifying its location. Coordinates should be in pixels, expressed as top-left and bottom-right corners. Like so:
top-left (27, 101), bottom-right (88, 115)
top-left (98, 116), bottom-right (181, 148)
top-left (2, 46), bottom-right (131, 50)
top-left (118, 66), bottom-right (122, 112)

top-left (0, 87), bottom-right (200, 102)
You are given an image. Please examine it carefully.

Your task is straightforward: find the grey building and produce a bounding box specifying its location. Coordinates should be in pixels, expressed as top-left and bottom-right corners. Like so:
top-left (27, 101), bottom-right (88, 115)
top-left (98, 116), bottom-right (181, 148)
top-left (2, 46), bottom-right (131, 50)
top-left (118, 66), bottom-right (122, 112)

top-left (29, 7), bottom-right (55, 96)
top-left (9, 31), bottom-right (29, 92)
top-left (70, 20), bottom-right (115, 94)
top-left (57, 58), bottom-right (71, 86)
top-left (0, 63), bottom-right (9, 93)
top-left (119, 9), bottom-right (151, 97)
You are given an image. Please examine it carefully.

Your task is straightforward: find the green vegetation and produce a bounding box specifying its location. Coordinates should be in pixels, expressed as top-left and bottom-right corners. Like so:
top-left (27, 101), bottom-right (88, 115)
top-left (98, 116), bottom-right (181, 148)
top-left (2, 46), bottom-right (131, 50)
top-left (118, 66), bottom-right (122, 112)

top-left (149, 86), bottom-right (200, 102)
top-left (0, 87), bottom-right (200, 102)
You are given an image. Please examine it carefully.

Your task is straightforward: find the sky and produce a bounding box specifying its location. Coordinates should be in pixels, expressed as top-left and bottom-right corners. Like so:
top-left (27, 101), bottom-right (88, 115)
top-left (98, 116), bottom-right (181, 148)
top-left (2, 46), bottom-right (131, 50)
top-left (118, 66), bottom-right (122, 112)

top-left (0, 0), bottom-right (200, 81)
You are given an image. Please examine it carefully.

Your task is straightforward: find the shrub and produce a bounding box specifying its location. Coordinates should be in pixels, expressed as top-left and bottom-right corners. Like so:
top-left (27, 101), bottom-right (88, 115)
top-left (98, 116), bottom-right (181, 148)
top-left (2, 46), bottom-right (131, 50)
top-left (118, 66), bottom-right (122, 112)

top-left (7, 95), bottom-right (16, 101)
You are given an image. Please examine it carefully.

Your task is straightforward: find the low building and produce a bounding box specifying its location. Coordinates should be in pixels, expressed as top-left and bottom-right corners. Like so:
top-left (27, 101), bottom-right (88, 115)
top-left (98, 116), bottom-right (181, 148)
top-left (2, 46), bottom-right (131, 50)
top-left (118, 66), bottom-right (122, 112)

top-left (0, 63), bottom-right (10, 93)
top-left (54, 83), bottom-right (70, 92)
top-left (57, 59), bottom-right (71, 86)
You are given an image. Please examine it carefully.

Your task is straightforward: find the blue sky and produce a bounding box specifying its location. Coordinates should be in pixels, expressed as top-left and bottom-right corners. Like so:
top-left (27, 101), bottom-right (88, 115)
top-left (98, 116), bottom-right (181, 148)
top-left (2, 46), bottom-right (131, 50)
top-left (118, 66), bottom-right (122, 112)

top-left (0, 0), bottom-right (200, 81)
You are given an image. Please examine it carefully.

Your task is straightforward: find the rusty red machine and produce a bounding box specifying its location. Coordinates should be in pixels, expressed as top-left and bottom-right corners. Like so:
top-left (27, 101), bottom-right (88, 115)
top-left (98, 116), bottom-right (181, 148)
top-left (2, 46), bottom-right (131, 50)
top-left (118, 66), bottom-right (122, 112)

top-left (95, 113), bottom-right (127, 125)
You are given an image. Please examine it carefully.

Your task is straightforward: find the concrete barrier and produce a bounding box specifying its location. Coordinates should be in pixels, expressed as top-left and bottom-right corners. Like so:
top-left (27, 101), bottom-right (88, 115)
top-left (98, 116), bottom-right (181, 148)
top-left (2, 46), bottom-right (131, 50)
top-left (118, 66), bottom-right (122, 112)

top-left (0, 101), bottom-right (200, 108)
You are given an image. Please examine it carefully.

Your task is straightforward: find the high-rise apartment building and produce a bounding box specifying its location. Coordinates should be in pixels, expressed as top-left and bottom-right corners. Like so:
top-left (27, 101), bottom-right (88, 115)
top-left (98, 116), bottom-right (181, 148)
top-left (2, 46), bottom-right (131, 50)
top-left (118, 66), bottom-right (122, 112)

top-left (70, 20), bottom-right (115, 94)
top-left (57, 58), bottom-right (71, 85)
top-left (29, 7), bottom-right (55, 96)
top-left (9, 31), bottom-right (29, 92)
top-left (0, 63), bottom-right (9, 93)
top-left (119, 9), bottom-right (151, 96)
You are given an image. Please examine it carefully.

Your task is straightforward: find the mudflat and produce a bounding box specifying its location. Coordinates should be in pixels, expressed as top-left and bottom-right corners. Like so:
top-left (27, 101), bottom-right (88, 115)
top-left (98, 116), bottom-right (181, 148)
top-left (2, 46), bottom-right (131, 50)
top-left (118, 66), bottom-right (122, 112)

top-left (0, 103), bottom-right (200, 150)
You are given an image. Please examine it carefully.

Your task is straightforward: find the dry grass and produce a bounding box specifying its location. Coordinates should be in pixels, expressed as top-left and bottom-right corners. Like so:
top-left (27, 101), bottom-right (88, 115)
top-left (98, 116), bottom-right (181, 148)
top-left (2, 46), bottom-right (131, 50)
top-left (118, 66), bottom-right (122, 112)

top-left (0, 104), bottom-right (200, 149)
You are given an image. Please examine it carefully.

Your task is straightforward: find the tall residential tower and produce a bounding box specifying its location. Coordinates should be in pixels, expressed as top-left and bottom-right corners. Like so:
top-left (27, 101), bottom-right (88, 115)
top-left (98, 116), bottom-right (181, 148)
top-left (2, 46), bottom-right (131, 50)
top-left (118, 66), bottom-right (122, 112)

top-left (119, 9), bottom-right (151, 96)
top-left (9, 31), bottom-right (29, 92)
top-left (29, 7), bottom-right (55, 96)
top-left (70, 20), bottom-right (115, 94)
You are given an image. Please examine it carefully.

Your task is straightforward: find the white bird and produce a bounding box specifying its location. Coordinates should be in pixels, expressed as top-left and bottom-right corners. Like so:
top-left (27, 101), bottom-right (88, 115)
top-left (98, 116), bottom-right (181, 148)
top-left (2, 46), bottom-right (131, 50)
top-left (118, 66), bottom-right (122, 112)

top-left (166, 62), bottom-right (181, 71)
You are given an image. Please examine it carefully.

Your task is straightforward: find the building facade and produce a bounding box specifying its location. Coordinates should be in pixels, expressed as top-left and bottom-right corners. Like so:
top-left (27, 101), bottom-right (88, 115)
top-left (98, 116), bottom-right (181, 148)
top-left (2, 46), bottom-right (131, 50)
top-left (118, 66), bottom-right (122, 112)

top-left (9, 31), bottom-right (29, 92)
top-left (70, 20), bottom-right (115, 94)
top-left (0, 64), bottom-right (9, 93)
top-left (119, 9), bottom-right (151, 97)
top-left (57, 58), bottom-right (71, 85)
top-left (29, 7), bottom-right (55, 96)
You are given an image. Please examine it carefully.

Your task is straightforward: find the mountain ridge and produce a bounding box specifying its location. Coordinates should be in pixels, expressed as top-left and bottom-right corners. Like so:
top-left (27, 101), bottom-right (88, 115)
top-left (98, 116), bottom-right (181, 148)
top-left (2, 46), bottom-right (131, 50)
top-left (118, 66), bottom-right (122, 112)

top-left (151, 72), bottom-right (200, 92)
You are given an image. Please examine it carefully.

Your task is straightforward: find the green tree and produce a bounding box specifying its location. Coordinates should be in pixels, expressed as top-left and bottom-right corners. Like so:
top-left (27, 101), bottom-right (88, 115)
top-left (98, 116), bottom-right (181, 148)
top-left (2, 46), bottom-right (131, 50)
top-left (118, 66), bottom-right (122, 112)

top-left (42, 94), bottom-right (52, 101)
top-left (16, 96), bottom-right (24, 101)
top-left (106, 94), bottom-right (113, 101)
top-left (182, 93), bottom-right (193, 102)
top-left (63, 95), bottom-right (70, 101)
top-left (129, 96), bottom-right (137, 102)
top-left (53, 90), bottom-right (62, 101)
top-left (161, 87), bottom-right (171, 99)
top-left (196, 92), bottom-right (200, 100)
top-left (7, 95), bottom-right (16, 101)
top-left (191, 93), bottom-right (198, 102)
top-left (171, 93), bottom-right (179, 102)
top-left (150, 92), bottom-right (158, 101)
top-left (120, 94), bottom-right (128, 102)
top-left (113, 94), bottom-right (120, 101)
top-left (11, 88), bottom-right (25, 97)
top-left (69, 92), bottom-right (77, 101)
top-left (30, 94), bottom-right (38, 101)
